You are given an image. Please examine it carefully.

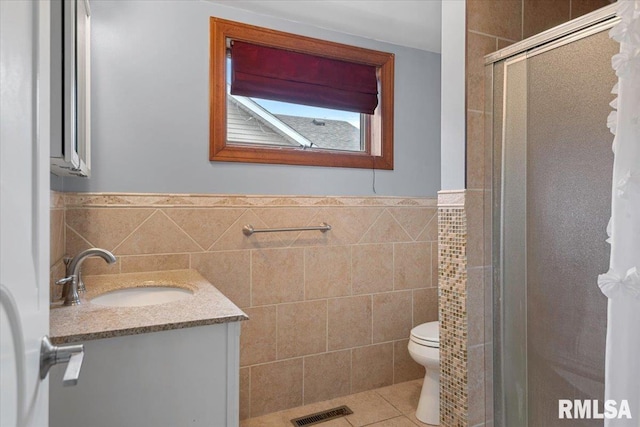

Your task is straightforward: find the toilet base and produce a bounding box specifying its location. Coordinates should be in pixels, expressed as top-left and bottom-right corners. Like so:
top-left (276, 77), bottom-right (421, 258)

top-left (415, 367), bottom-right (439, 425)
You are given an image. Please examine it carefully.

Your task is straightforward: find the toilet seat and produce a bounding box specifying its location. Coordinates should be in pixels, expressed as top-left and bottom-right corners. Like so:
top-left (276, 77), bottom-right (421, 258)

top-left (410, 321), bottom-right (439, 348)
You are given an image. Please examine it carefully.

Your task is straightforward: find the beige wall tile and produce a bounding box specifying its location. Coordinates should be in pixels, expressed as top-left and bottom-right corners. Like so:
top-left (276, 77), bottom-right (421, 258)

top-left (240, 367), bottom-right (251, 420)
top-left (485, 267), bottom-right (493, 343)
top-left (210, 210), bottom-right (286, 251)
top-left (360, 210), bottom-right (412, 244)
top-left (352, 244), bottom-right (393, 295)
top-left (252, 248), bottom-right (304, 306)
top-left (66, 208), bottom-right (154, 251)
top-left (191, 251), bottom-right (251, 308)
top-left (303, 350), bottom-right (351, 404)
top-left (571, 0), bottom-right (611, 19)
top-left (497, 38), bottom-right (515, 50)
top-left (114, 211), bottom-right (201, 254)
top-left (50, 260), bottom-right (66, 302)
top-left (120, 254), bottom-right (189, 274)
top-left (483, 190), bottom-right (492, 262)
top-left (81, 256), bottom-right (121, 276)
top-left (372, 291), bottom-right (412, 343)
top-left (393, 341), bottom-right (424, 384)
top-left (304, 245), bottom-right (351, 300)
top-left (394, 242), bottom-right (431, 290)
top-left (485, 341), bottom-right (494, 422)
top-left (467, 0), bottom-right (523, 41)
top-left (466, 190), bottom-right (485, 268)
top-left (277, 300), bottom-right (327, 359)
top-left (523, 0), bottom-right (570, 39)
top-left (431, 241), bottom-right (439, 288)
top-left (328, 295), bottom-right (372, 351)
top-left (413, 288), bottom-right (438, 327)
top-left (59, 193), bottom-right (446, 421)
top-left (241, 306), bottom-right (277, 366)
top-left (65, 210), bottom-right (122, 279)
top-left (50, 209), bottom-right (65, 266)
top-left (164, 208), bottom-right (245, 250)
top-left (468, 267), bottom-right (485, 347)
top-left (292, 207), bottom-right (384, 247)
top-left (468, 344), bottom-right (486, 426)
top-left (467, 32), bottom-right (499, 112)
top-left (415, 215), bottom-right (438, 242)
top-left (65, 225), bottom-right (91, 257)
top-left (467, 111), bottom-right (485, 190)
top-left (253, 207), bottom-right (319, 246)
top-left (351, 343), bottom-right (394, 393)
top-left (437, 191), bottom-right (465, 208)
top-left (250, 358), bottom-right (303, 417)
top-left (387, 207), bottom-right (437, 241)
top-left (50, 191), bottom-right (64, 208)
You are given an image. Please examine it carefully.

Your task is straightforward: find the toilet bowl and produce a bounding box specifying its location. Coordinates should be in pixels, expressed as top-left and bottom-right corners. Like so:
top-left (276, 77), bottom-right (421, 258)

top-left (408, 321), bottom-right (439, 425)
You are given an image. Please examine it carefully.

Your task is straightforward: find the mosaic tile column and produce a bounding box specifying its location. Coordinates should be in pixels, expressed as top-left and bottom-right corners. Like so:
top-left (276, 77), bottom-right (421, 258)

top-left (438, 190), bottom-right (468, 427)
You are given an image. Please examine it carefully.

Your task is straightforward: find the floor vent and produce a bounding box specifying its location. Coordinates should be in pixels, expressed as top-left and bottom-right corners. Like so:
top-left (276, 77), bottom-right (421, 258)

top-left (290, 405), bottom-right (353, 426)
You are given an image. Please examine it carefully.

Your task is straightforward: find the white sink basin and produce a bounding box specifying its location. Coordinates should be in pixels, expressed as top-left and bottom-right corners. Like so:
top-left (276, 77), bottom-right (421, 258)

top-left (91, 286), bottom-right (193, 307)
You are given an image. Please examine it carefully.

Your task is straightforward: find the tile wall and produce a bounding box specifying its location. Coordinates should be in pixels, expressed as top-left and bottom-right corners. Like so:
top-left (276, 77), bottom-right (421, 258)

top-left (437, 191), bottom-right (468, 426)
top-left (461, 1), bottom-right (612, 427)
top-left (50, 191), bottom-right (66, 299)
top-left (50, 193), bottom-right (439, 420)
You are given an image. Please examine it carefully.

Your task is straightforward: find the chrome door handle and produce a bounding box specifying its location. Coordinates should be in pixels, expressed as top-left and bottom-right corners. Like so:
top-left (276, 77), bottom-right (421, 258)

top-left (62, 351), bottom-right (84, 386)
top-left (40, 336), bottom-right (85, 386)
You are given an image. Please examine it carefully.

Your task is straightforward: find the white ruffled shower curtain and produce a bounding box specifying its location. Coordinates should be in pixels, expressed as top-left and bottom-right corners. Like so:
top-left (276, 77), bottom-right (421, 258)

top-left (598, 1), bottom-right (640, 425)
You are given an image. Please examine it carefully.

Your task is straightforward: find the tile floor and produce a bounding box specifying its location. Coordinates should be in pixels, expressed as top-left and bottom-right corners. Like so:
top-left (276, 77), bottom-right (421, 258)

top-left (240, 379), bottom-right (438, 427)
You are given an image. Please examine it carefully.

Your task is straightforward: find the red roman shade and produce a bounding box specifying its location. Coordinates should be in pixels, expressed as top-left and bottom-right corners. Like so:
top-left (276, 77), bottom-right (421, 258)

top-left (230, 41), bottom-right (379, 114)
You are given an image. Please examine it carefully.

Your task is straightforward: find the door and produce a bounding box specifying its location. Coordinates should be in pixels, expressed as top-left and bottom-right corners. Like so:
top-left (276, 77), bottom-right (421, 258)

top-left (525, 29), bottom-right (615, 426)
top-left (494, 23), bottom-right (618, 427)
top-left (1, 1), bottom-right (51, 426)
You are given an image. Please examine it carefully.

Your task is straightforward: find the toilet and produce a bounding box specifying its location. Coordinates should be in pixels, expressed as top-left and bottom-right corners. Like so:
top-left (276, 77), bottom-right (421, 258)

top-left (408, 321), bottom-right (439, 425)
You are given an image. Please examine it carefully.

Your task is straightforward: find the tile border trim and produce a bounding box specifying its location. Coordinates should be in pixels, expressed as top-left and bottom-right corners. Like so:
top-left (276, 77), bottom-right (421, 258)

top-left (63, 193), bottom-right (438, 208)
top-left (437, 190), bottom-right (466, 208)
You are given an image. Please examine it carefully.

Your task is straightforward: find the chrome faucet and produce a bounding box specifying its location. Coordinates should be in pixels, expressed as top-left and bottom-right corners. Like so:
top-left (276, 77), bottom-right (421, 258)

top-left (56, 248), bottom-right (117, 306)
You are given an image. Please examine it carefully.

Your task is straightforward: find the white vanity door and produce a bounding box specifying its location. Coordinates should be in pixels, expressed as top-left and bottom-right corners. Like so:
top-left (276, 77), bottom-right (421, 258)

top-left (0, 1), bottom-right (51, 426)
top-left (50, 322), bottom-right (241, 427)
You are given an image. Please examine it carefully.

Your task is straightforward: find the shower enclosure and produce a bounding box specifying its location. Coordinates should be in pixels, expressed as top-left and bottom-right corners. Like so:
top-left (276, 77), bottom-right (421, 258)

top-left (487, 5), bottom-right (619, 426)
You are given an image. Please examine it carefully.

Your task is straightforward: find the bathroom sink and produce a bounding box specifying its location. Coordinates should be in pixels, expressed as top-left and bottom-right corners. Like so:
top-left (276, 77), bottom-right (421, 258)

top-left (91, 286), bottom-right (193, 307)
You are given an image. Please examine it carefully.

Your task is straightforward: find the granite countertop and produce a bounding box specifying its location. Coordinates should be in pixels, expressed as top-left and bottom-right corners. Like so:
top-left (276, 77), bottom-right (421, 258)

top-left (50, 269), bottom-right (248, 344)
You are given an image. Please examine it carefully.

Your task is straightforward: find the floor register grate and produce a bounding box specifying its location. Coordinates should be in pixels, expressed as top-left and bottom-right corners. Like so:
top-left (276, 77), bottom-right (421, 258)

top-left (290, 405), bottom-right (353, 426)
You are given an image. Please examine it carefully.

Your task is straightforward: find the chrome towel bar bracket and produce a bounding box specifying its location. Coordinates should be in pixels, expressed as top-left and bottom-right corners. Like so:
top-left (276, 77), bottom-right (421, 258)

top-left (242, 223), bottom-right (331, 236)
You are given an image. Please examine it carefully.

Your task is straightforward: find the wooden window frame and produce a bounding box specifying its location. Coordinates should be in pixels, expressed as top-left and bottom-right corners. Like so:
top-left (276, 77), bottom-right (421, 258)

top-left (209, 17), bottom-right (395, 170)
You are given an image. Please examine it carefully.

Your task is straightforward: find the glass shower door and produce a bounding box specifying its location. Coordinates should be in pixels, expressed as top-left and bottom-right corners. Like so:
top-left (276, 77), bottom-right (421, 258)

top-left (494, 26), bottom-right (618, 427)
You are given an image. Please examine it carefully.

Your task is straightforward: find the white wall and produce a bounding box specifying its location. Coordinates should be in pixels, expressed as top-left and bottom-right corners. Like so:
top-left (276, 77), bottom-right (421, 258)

top-left (61, 0), bottom-right (441, 197)
top-left (440, 0), bottom-right (466, 191)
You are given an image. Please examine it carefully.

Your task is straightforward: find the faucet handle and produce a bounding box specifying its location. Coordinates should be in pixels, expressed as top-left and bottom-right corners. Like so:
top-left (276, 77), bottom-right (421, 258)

top-left (55, 275), bottom-right (80, 304)
top-left (55, 276), bottom-right (74, 286)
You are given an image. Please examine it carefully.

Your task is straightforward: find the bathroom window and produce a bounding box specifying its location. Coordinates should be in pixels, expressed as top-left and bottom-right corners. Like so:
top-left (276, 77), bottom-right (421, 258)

top-left (209, 17), bottom-right (395, 169)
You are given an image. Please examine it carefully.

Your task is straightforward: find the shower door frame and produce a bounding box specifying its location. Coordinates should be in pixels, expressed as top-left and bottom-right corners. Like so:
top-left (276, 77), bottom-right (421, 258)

top-left (485, 5), bottom-right (619, 426)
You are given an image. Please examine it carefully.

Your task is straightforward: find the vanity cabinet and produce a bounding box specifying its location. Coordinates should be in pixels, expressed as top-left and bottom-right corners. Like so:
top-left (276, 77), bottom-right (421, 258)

top-left (50, 321), bottom-right (241, 427)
